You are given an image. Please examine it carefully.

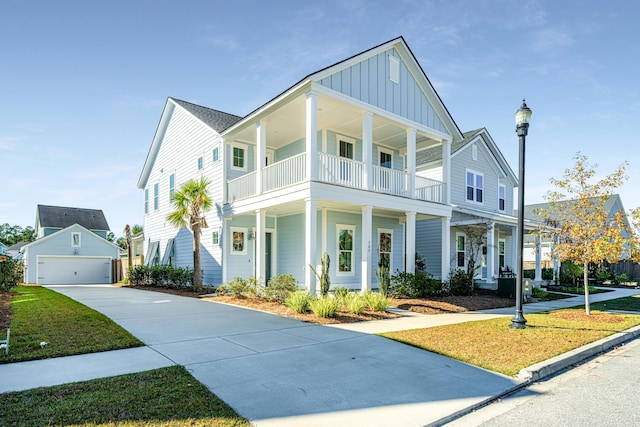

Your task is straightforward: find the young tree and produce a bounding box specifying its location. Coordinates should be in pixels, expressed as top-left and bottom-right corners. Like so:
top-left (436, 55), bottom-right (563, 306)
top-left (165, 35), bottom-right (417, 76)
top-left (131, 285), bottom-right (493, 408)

top-left (534, 153), bottom-right (635, 315)
top-left (123, 224), bottom-right (133, 263)
top-left (166, 177), bottom-right (212, 288)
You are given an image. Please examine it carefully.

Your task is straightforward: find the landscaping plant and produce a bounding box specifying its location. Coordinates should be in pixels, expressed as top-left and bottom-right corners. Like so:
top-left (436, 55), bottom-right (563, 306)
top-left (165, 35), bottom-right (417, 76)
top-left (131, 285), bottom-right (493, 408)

top-left (310, 252), bottom-right (331, 296)
top-left (344, 292), bottom-right (367, 315)
top-left (364, 291), bottom-right (390, 312)
top-left (264, 274), bottom-right (299, 303)
top-left (284, 290), bottom-right (312, 314)
top-left (309, 295), bottom-right (340, 318)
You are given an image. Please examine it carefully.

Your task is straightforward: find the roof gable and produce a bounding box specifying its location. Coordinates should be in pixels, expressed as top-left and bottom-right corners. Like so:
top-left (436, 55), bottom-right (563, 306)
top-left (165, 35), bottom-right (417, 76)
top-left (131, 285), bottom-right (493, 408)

top-left (36, 205), bottom-right (110, 231)
top-left (23, 223), bottom-right (121, 251)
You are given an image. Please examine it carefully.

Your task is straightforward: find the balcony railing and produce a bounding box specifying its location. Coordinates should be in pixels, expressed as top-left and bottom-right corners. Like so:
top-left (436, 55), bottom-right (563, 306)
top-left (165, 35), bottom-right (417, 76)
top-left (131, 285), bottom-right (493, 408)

top-left (226, 152), bottom-right (444, 204)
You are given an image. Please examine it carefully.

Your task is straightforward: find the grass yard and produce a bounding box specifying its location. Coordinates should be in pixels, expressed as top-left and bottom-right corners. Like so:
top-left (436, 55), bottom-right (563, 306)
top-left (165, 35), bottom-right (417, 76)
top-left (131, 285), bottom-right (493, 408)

top-left (0, 365), bottom-right (251, 426)
top-left (0, 286), bottom-right (142, 364)
top-left (382, 295), bottom-right (640, 377)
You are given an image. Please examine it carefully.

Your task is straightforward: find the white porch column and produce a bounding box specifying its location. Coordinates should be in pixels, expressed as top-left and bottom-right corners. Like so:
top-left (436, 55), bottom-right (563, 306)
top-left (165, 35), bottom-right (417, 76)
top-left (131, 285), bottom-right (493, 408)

top-left (407, 128), bottom-right (416, 198)
top-left (486, 222), bottom-right (495, 282)
top-left (361, 206), bottom-right (372, 292)
top-left (305, 92), bottom-right (318, 181)
top-left (441, 216), bottom-right (451, 281)
top-left (406, 211), bottom-right (416, 274)
top-left (362, 112), bottom-right (373, 191)
top-left (255, 209), bottom-right (266, 282)
top-left (222, 219), bottom-right (228, 284)
top-left (222, 140), bottom-right (228, 204)
top-left (305, 197), bottom-right (317, 293)
top-left (511, 226), bottom-right (518, 275)
top-left (256, 120), bottom-right (266, 195)
top-left (534, 235), bottom-right (542, 282)
top-left (442, 140), bottom-right (451, 204)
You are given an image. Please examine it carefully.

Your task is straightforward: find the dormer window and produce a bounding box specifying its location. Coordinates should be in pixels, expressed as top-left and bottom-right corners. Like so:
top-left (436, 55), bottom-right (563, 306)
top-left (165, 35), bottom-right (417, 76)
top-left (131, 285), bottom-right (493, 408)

top-left (389, 55), bottom-right (400, 84)
top-left (499, 184), bottom-right (506, 211)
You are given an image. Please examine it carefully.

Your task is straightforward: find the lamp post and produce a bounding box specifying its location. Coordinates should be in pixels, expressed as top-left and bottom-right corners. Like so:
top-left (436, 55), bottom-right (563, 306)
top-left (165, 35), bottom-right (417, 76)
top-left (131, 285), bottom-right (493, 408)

top-left (510, 99), bottom-right (532, 329)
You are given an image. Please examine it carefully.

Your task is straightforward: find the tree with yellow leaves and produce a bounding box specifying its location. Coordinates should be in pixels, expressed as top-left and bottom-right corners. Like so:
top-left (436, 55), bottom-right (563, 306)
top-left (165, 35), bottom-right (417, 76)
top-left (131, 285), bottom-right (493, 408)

top-left (535, 153), bottom-right (635, 315)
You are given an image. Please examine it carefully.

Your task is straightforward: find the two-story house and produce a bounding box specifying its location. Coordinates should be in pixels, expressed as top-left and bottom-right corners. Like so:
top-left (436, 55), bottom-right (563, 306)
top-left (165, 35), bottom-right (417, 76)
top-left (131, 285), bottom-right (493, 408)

top-left (138, 37), bottom-right (529, 292)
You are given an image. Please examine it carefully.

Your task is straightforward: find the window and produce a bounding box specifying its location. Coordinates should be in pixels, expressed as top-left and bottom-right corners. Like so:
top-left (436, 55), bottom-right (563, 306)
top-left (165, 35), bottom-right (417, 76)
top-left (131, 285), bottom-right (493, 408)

top-left (153, 183), bottom-right (159, 211)
top-left (144, 189), bottom-right (149, 214)
top-left (457, 234), bottom-right (465, 268)
top-left (197, 156), bottom-right (203, 170)
top-left (466, 170), bottom-right (483, 203)
top-left (472, 144), bottom-right (478, 161)
top-left (169, 173), bottom-right (175, 203)
top-left (337, 225), bottom-right (355, 275)
top-left (339, 138), bottom-right (354, 182)
top-left (71, 232), bottom-right (81, 248)
top-left (498, 184), bottom-right (506, 211)
top-left (232, 145), bottom-right (246, 171)
top-left (212, 231), bottom-right (219, 245)
top-left (212, 147), bottom-right (219, 162)
top-left (230, 227), bottom-right (246, 254)
top-left (389, 55), bottom-right (400, 84)
top-left (499, 239), bottom-right (506, 268)
top-left (378, 229), bottom-right (392, 268)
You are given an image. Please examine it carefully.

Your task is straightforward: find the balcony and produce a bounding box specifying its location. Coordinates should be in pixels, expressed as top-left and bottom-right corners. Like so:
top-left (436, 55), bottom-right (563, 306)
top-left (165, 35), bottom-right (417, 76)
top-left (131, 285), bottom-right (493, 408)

top-left (227, 152), bottom-right (444, 204)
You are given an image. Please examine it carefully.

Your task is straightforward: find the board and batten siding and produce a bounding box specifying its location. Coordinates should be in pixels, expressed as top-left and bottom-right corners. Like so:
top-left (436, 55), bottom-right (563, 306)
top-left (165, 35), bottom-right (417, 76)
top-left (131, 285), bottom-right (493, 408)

top-left (142, 102), bottom-right (225, 285)
top-left (319, 47), bottom-right (448, 134)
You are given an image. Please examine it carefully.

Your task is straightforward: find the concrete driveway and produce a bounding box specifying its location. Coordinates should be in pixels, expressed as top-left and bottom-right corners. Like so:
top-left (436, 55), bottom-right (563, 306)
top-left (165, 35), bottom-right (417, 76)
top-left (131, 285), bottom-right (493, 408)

top-left (47, 284), bottom-right (519, 426)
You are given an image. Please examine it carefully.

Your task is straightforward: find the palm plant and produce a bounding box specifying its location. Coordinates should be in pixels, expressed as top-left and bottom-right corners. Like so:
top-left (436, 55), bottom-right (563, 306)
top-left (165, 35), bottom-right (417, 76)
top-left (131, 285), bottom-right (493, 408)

top-left (166, 176), bottom-right (212, 288)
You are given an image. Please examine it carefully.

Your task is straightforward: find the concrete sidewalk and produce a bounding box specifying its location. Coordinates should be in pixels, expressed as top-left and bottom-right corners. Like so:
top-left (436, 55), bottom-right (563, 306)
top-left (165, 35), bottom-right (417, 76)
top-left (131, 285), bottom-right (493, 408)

top-left (1, 285), bottom-right (638, 426)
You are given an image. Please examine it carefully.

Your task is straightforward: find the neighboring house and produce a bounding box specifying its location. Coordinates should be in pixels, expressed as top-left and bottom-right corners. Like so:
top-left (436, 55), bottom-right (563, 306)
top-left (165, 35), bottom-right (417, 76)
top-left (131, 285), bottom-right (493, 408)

top-left (521, 194), bottom-right (631, 281)
top-left (0, 242), bottom-right (7, 256)
top-left (21, 205), bottom-right (120, 284)
top-left (138, 37), bottom-right (525, 292)
top-left (7, 241), bottom-right (28, 260)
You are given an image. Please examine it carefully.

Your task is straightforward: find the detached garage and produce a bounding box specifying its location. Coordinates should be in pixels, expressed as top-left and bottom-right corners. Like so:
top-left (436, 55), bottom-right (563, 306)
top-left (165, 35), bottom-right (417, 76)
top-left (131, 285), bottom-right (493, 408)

top-left (22, 223), bottom-right (121, 285)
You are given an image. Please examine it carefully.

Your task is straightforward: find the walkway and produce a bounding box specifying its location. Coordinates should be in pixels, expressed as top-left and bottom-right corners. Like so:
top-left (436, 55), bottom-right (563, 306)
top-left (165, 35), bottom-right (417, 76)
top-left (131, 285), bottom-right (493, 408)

top-left (0, 285), bottom-right (638, 426)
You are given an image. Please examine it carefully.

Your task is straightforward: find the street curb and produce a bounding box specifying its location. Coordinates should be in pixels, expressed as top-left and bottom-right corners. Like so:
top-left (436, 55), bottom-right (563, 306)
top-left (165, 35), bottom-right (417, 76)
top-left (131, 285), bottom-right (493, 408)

top-left (431, 324), bottom-right (640, 426)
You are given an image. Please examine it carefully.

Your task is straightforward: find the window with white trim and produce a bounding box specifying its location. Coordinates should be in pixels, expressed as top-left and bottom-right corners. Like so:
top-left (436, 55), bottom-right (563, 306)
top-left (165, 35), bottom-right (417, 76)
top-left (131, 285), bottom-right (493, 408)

top-left (466, 170), bottom-right (484, 203)
top-left (389, 55), bottom-right (400, 84)
top-left (498, 184), bottom-right (506, 211)
top-left (456, 233), bottom-right (465, 268)
top-left (153, 183), bottom-right (159, 211)
top-left (212, 147), bottom-right (219, 162)
top-left (144, 189), bottom-right (149, 214)
top-left (337, 225), bottom-right (355, 275)
top-left (499, 239), bottom-right (506, 268)
top-left (378, 229), bottom-right (392, 268)
top-left (197, 156), bottom-right (203, 170)
top-left (71, 232), bottom-right (81, 248)
top-left (230, 227), bottom-right (247, 254)
top-left (231, 144), bottom-right (246, 171)
top-left (212, 231), bottom-right (219, 245)
top-left (169, 173), bottom-right (175, 204)
top-left (472, 144), bottom-right (478, 161)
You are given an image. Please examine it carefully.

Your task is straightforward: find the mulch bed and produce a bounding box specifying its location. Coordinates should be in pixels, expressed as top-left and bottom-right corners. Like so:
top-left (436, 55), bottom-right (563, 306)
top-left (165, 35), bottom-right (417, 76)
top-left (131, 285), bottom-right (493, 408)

top-left (392, 294), bottom-right (515, 314)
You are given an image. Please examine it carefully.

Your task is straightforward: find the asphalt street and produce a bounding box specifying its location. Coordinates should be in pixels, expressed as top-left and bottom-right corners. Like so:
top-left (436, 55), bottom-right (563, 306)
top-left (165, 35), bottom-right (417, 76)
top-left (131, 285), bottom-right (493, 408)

top-left (447, 338), bottom-right (640, 426)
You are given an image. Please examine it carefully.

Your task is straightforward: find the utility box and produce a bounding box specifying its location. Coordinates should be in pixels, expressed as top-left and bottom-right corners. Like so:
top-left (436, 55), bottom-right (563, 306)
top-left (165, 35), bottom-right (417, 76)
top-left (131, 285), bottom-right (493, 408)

top-left (497, 277), bottom-right (516, 299)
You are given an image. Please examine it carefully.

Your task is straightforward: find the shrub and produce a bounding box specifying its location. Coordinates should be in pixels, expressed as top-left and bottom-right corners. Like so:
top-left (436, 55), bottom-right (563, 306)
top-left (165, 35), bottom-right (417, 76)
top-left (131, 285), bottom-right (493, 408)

top-left (0, 259), bottom-right (22, 291)
top-left (415, 252), bottom-right (427, 273)
top-left (613, 273), bottom-right (628, 285)
top-left (364, 291), bottom-right (390, 312)
top-left (226, 276), bottom-right (253, 298)
top-left (285, 290), bottom-right (312, 313)
top-left (332, 286), bottom-right (350, 302)
top-left (376, 262), bottom-right (391, 297)
top-left (344, 292), bottom-right (367, 314)
top-left (532, 287), bottom-right (549, 299)
top-left (309, 296), bottom-right (340, 318)
top-left (127, 265), bottom-right (194, 289)
top-left (542, 268), bottom-right (555, 281)
top-left (595, 266), bottom-right (612, 283)
top-left (215, 284), bottom-right (228, 296)
top-left (448, 269), bottom-right (473, 296)
top-left (390, 270), bottom-right (446, 298)
top-left (264, 274), bottom-right (299, 303)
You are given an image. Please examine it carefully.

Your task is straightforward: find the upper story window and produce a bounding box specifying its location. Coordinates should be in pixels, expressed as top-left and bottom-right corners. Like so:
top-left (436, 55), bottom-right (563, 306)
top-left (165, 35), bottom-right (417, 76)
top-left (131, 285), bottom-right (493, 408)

top-left (231, 144), bottom-right (246, 171)
top-left (153, 183), bottom-right (159, 211)
top-left (389, 55), bottom-right (400, 84)
top-left (498, 184), bottom-right (506, 211)
top-left (144, 189), bottom-right (149, 214)
top-left (466, 170), bottom-right (484, 203)
top-left (71, 232), bottom-right (81, 248)
top-left (169, 173), bottom-right (175, 204)
top-left (212, 147), bottom-right (219, 162)
top-left (197, 156), bottom-right (203, 170)
top-left (472, 144), bottom-right (478, 161)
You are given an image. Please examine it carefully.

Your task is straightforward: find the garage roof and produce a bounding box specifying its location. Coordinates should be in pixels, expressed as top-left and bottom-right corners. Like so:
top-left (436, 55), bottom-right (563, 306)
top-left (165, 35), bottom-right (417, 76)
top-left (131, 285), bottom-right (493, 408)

top-left (37, 205), bottom-right (110, 231)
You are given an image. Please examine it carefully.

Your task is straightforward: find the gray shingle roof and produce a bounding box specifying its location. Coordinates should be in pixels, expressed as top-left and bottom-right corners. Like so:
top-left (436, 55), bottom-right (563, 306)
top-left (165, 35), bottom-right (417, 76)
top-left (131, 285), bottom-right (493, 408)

top-left (171, 98), bottom-right (242, 132)
top-left (37, 205), bottom-right (110, 231)
top-left (518, 194), bottom-right (624, 222)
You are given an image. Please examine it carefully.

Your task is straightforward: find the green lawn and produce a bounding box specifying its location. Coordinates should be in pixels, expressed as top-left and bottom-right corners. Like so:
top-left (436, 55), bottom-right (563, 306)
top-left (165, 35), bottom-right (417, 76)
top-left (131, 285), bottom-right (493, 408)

top-left (382, 295), bottom-right (640, 376)
top-left (0, 365), bottom-right (251, 426)
top-left (1, 286), bottom-right (142, 364)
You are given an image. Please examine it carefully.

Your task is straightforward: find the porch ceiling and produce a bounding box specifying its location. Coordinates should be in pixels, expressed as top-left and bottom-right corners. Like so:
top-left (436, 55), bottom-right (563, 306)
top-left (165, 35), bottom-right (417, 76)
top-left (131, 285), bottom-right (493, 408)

top-left (229, 94), bottom-right (441, 152)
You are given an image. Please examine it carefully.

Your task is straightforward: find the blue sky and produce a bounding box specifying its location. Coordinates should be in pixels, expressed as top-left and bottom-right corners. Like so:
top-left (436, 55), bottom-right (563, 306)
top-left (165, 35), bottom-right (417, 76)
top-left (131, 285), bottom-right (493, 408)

top-left (2, 1), bottom-right (639, 237)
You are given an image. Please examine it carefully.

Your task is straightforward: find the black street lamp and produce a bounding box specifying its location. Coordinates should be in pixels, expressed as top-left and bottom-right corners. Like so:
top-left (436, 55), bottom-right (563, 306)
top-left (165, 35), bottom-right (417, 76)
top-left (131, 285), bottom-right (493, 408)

top-left (511, 99), bottom-right (532, 329)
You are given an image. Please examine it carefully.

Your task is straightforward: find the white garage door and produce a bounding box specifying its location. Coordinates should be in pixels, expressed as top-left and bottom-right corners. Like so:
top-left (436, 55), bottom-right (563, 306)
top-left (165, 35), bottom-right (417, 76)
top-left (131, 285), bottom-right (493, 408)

top-left (38, 256), bottom-right (111, 285)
